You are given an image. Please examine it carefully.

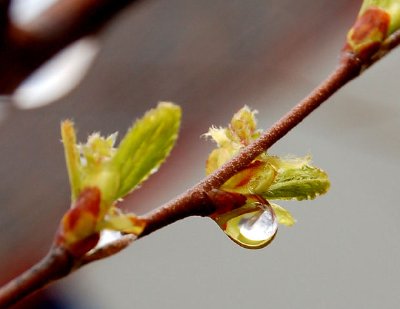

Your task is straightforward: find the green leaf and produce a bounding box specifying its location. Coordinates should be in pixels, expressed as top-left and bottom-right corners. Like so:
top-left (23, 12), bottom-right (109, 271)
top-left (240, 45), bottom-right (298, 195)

top-left (221, 161), bottom-right (277, 195)
top-left (98, 207), bottom-right (146, 234)
top-left (271, 203), bottom-right (295, 226)
top-left (204, 106), bottom-right (261, 174)
top-left (262, 161), bottom-right (330, 201)
top-left (111, 102), bottom-right (181, 199)
top-left (61, 120), bottom-right (82, 202)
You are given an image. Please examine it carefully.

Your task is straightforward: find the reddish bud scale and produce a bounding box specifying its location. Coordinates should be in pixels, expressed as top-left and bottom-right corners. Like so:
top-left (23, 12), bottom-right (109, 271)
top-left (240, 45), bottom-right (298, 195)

top-left (344, 7), bottom-right (390, 61)
top-left (56, 187), bottom-right (102, 257)
top-left (67, 233), bottom-right (100, 257)
top-left (65, 187), bottom-right (101, 230)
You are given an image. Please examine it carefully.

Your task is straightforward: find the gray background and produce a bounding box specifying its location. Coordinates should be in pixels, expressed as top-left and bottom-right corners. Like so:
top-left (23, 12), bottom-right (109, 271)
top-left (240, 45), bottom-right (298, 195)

top-left (1, 1), bottom-right (400, 308)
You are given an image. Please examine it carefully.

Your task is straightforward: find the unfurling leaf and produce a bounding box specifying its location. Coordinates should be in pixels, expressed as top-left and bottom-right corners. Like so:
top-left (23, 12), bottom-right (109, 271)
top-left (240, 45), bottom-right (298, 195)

top-left (221, 160), bottom-right (276, 195)
top-left (262, 156), bottom-right (330, 201)
top-left (112, 102), bottom-right (181, 199)
top-left (58, 103), bottom-right (181, 256)
top-left (271, 203), bottom-right (295, 227)
top-left (61, 120), bottom-right (82, 202)
top-left (205, 106), bottom-right (330, 249)
top-left (98, 210), bottom-right (146, 234)
top-left (204, 106), bottom-right (261, 174)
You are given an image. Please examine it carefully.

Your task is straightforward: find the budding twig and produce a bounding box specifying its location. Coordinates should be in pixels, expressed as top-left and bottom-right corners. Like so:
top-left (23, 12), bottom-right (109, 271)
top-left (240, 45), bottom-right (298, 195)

top-left (1, 3), bottom-right (400, 306)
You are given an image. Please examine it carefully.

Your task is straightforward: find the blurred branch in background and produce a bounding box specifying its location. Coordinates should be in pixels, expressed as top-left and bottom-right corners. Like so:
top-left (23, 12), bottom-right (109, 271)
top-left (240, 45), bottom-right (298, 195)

top-left (0, 0), bottom-right (143, 94)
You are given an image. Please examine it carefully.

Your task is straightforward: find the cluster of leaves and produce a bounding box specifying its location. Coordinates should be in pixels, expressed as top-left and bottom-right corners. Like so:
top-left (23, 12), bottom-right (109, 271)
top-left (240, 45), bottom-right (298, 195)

top-left (56, 103), bottom-right (181, 256)
top-left (205, 106), bottom-right (330, 228)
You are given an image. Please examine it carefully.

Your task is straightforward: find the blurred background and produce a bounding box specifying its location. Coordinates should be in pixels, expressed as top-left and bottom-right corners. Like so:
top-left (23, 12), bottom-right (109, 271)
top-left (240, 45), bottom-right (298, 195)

top-left (2, 0), bottom-right (400, 308)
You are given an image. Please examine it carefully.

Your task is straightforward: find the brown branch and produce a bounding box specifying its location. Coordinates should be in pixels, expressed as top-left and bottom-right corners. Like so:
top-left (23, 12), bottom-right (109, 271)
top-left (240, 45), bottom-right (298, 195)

top-left (2, 13), bottom-right (400, 308)
top-left (363, 29), bottom-right (400, 71)
top-left (0, 246), bottom-right (73, 308)
top-left (137, 52), bottom-right (362, 236)
top-left (57, 29), bottom-right (400, 263)
top-left (0, 0), bottom-right (144, 94)
top-left (79, 234), bottom-right (137, 266)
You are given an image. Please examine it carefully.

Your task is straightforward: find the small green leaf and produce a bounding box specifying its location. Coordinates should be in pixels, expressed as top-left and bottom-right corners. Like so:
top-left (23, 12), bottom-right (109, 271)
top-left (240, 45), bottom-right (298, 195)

top-left (271, 203), bottom-right (295, 226)
top-left (61, 120), bottom-right (82, 202)
top-left (112, 102), bottom-right (181, 199)
top-left (204, 106), bottom-right (261, 174)
top-left (221, 161), bottom-right (277, 195)
top-left (98, 208), bottom-right (146, 234)
top-left (263, 159), bottom-right (330, 201)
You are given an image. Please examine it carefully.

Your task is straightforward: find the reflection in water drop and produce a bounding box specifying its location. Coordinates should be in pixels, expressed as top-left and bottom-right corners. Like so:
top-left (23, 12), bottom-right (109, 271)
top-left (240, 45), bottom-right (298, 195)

top-left (239, 208), bottom-right (278, 243)
top-left (13, 38), bottom-right (100, 109)
top-left (212, 196), bottom-right (278, 249)
top-left (95, 230), bottom-right (122, 249)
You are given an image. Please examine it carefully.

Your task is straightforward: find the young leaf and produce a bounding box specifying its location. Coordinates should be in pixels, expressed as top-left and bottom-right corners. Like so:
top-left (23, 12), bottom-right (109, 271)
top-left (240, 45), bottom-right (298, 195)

top-left (98, 208), bottom-right (146, 234)
top-left (112, 102), bottom-right (181, 199)
top-left (61, 120), bottom-right (82, 202)
top-left (262, 161), bottom-right (330, 201)
top-left (58, 103), bottom-right (181, 255)
top-left (204, 106), bottom-right (261, 174)
top-left (271, 203), bottom-right (296, 226)
top-left (205, 106), bottom-right (330, 245)
top-left (221, 160), bottom-right (277, 195)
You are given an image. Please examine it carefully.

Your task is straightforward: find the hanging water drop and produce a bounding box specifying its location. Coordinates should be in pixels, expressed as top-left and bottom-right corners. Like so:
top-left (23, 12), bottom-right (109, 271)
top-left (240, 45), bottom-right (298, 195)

top-left (207, 190), bottom-right (278, 249)
top-left (223, 203), bottom-right (278, 249)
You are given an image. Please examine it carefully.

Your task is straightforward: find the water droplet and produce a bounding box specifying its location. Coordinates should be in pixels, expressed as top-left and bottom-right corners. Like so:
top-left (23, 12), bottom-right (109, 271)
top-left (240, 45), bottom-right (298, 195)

top-left (212, 197), bottom-right (278, 249)
top-left (95, 230), bottom-right (122, 249)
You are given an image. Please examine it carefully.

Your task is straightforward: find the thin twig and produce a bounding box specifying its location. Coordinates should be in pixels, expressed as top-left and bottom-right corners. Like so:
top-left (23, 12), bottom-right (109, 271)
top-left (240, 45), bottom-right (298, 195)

top-left (363, 29), bottom-right (400, 71)
top-left (79, 234), bottom-right (137, 266)
top-left (85, 26), bottom-right (400, 258)
top-left (2, 16), bottom-right (400, 309)
top-left (0, 246), bottom-right (73, 308)
top-left (137, 53), bottom-right (362, 236)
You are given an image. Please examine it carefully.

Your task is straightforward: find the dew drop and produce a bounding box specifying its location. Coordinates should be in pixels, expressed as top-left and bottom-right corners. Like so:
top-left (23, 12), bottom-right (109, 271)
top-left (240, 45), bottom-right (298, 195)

top-left (212, 198), bottom-right (278, 249)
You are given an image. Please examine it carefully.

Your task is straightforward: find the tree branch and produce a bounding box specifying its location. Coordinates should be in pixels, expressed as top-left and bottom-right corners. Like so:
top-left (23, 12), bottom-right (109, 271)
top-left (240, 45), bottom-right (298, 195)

top-left (2, 8), bottom-right (400, 308)
top-left (0, 246), bottom-right (73, 308)
top-left (79, 52), bottom-right (363, 265)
